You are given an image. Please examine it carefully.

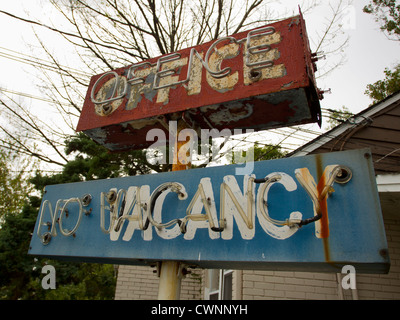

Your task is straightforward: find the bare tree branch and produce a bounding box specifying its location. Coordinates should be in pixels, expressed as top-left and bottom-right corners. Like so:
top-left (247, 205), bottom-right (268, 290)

top-left (0, 0), bottom-right (352, 170)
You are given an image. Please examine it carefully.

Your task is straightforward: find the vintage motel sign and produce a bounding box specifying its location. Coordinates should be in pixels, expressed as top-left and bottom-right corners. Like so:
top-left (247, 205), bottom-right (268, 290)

top-left (29, 149), bottom-right (390, 274)
top-left (76, 13), bottom-right (322, 152)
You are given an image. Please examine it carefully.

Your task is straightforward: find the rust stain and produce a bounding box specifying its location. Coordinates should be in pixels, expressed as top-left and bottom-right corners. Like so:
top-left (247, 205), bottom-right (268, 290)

top-left (77, 14), bottom-right (322, 152)
top-left (317, 176), bottom-right (329, 239)
top-left (315, 154), bottom-right (331, 262)
top-left (172, 120), bottom-right (192, 171)
top-left (322, 238), bottom-right (331, 262)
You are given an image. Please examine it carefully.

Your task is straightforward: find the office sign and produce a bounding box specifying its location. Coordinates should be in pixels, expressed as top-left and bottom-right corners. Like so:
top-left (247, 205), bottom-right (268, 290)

top-left (29, 149), bottom-right (389, 273)
top-left (76, 13), bottom-right (322, 152)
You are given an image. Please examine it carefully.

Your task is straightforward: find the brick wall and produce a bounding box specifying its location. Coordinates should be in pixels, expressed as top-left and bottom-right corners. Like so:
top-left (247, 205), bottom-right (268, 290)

top-left (241, 270), bottom-right (338, 300)
top-left (114, 265), bottom-right (203, 300)
top-left (114, 265), bottom-right (158, 300)
top-left (356, 218), bottom-right (400, 300)
top-left (240, 217), bottom-right (400, 300)
top-left (114, 218), bottom-right (400, 300)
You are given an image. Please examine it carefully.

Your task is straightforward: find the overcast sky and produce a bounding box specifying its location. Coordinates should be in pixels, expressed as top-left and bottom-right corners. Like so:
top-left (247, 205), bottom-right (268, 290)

top-left (0, 1), bottom-right (399, 132)
top-left (317, 1), bottom-right (399, 113)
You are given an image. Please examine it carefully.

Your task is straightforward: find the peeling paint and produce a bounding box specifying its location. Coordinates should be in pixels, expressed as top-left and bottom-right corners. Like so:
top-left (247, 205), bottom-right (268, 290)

top-left (126, 67), bottom-right (157, 110)
top-left (85, 128), bottom-right (120, 150)
top-left (94, 77), bottom-right (125, 116)
top-left (200, 102), bottom-right (253, 126)
top-left (206, 42), bottom-right (239, 93)
top-left (30, 149), bottom-right (389, 273)
top-left (186, 52), bottom-right (203, 96)
top-left (243, 32), bottom-right (286, 85)
top-left (156, 57), bottom-right (188, 105)
top-left (281, 81), bottom-right (294, 89)
top-left (77, 14), bottom-right (321, 152)
top-left (126, 118), bottom-right (161, 130)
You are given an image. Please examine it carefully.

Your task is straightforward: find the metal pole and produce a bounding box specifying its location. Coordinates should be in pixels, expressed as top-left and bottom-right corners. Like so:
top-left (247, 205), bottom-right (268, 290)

top-left (157, 118), bottom-right (192, 300)
top-left (157, 261), bottom-right (182, 300)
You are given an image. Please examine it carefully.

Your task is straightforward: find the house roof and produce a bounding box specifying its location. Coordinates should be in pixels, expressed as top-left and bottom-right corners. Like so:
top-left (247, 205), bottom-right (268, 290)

top-left (289, 90), bottom-right (400, 175)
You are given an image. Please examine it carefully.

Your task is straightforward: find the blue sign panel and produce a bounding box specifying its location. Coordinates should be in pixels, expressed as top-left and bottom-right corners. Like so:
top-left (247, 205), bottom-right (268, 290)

top-left (29, 149), bottom-right (390, 273)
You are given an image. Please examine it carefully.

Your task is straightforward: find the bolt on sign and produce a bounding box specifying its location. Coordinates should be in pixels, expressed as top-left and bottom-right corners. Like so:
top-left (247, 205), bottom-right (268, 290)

top-left (29, 149), bottom-right (390, 274)
top-left (76, 12), bottom-right (322, 152)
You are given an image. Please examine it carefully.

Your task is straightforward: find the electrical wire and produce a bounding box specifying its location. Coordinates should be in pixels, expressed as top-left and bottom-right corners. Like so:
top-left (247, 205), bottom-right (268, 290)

top-left (0, 87), bottom-right (71, 106)
top-left (0, 46), bottom-right (88, 78)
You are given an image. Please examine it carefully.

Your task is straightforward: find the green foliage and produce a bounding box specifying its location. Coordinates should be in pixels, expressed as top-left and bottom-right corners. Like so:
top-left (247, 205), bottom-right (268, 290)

top-left (0, 198), bottom-right (39, 299)
top-left (30, 133), bottom-right (167, 194)
top-left (229, 143), bottom-right (286, 164)
top-left (365, 64), bottom-right (400, 103)
top-left (0, 130), bottom-right (285, 300)
top-left (364, 0), bottom-right (400, 40)
top-left (325, 106), bottom-right (353, 129)
top-left (27, 263), bottom-right (116, 300)
top-left (0, 149), bottom-right (32, 219)
top-left (364, 2), bottom-right (400, 103)
top-left (0, 134), bottom-right (138, 300)
top-left (0, 194), bottom-right (116, 300)
top-left (252, 144), bottom-right (287, 161)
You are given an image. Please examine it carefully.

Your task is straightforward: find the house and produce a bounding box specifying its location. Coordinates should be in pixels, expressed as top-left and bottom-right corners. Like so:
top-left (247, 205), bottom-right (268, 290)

top-left (114, 91), bottom-right (400, 300)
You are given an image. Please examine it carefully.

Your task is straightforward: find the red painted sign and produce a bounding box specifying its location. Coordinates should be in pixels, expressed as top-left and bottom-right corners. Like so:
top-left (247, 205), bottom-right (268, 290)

top-left (77, 13), bottom-right (322, 152)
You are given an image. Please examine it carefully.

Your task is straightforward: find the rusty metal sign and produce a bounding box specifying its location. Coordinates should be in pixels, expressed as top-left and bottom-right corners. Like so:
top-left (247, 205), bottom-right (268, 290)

top-left (29, 149), bottom-right (390, 273)
top-left (77, 13), bottom-right (322, 152)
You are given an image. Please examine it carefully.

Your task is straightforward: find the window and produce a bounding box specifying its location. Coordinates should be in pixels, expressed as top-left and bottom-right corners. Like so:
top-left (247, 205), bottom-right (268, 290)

top-left (222, 270), bottom-right (233, 300)
top-left (205, 269), bottom-right (233, 300)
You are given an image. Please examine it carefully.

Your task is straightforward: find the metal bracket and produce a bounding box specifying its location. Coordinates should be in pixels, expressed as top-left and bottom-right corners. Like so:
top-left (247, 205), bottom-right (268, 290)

top-left (152, 262), bottom-right (191, 279)
top-left (152, 262), bottom-right (162, 277)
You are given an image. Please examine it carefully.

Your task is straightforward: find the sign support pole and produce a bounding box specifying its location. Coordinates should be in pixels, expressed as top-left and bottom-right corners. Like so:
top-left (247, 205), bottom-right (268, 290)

top-left (157, 119), bottom-right (192, 300)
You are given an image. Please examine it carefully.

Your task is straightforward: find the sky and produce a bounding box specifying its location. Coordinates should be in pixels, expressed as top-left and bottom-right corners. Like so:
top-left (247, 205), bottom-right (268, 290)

top-left (316, 1), bottom-right (399, 113)
top-left (0, 0), bottom-right (399, 162)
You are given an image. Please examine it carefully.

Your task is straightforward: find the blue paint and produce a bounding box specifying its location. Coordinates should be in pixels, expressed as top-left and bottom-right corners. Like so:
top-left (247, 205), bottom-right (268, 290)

top-left (28, 149), bottom-right (390, 273)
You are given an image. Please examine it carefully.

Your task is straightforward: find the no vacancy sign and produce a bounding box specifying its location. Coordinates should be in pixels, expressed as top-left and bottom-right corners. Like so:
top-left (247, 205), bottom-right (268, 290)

top-left (29, 149), bottom-right (390, 274)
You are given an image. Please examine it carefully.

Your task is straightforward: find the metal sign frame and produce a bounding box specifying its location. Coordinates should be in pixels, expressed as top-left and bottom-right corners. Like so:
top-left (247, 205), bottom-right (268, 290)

top-left (29, 149), bottom-right (390, 274)
top-left (76, 13), bottom-right (322, 152)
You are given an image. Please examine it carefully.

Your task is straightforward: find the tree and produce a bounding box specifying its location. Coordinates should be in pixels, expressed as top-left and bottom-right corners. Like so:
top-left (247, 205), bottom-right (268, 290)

top-left (365, 64), bottom-right (400, 103)
top-left (310, 0), bottom-right (351, 78)
top-left (325, 106), bottom-right (353, 129)
top-left (0, 198), bottom-right (40, 299)
top-left (0, 0), bottom-right (353, 297)
top-left (228, 142), bottom-right (286, 164)
top-left (0, 0), bottom-right (270, 168)
top-left (0, 198), bottom-right (116, 299)
top-left (0, 148), bottom-right (33, 220)
top-left (0, 136), bottom-right (121, 300)
top-left (30, 133), bottom-right (169, 191)
top-left (364, 0), bottom-right (400, 41)
top-left (364, 1), bottom-right (400, 103)
top-left (0, 0), bottom-right (352, 170)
